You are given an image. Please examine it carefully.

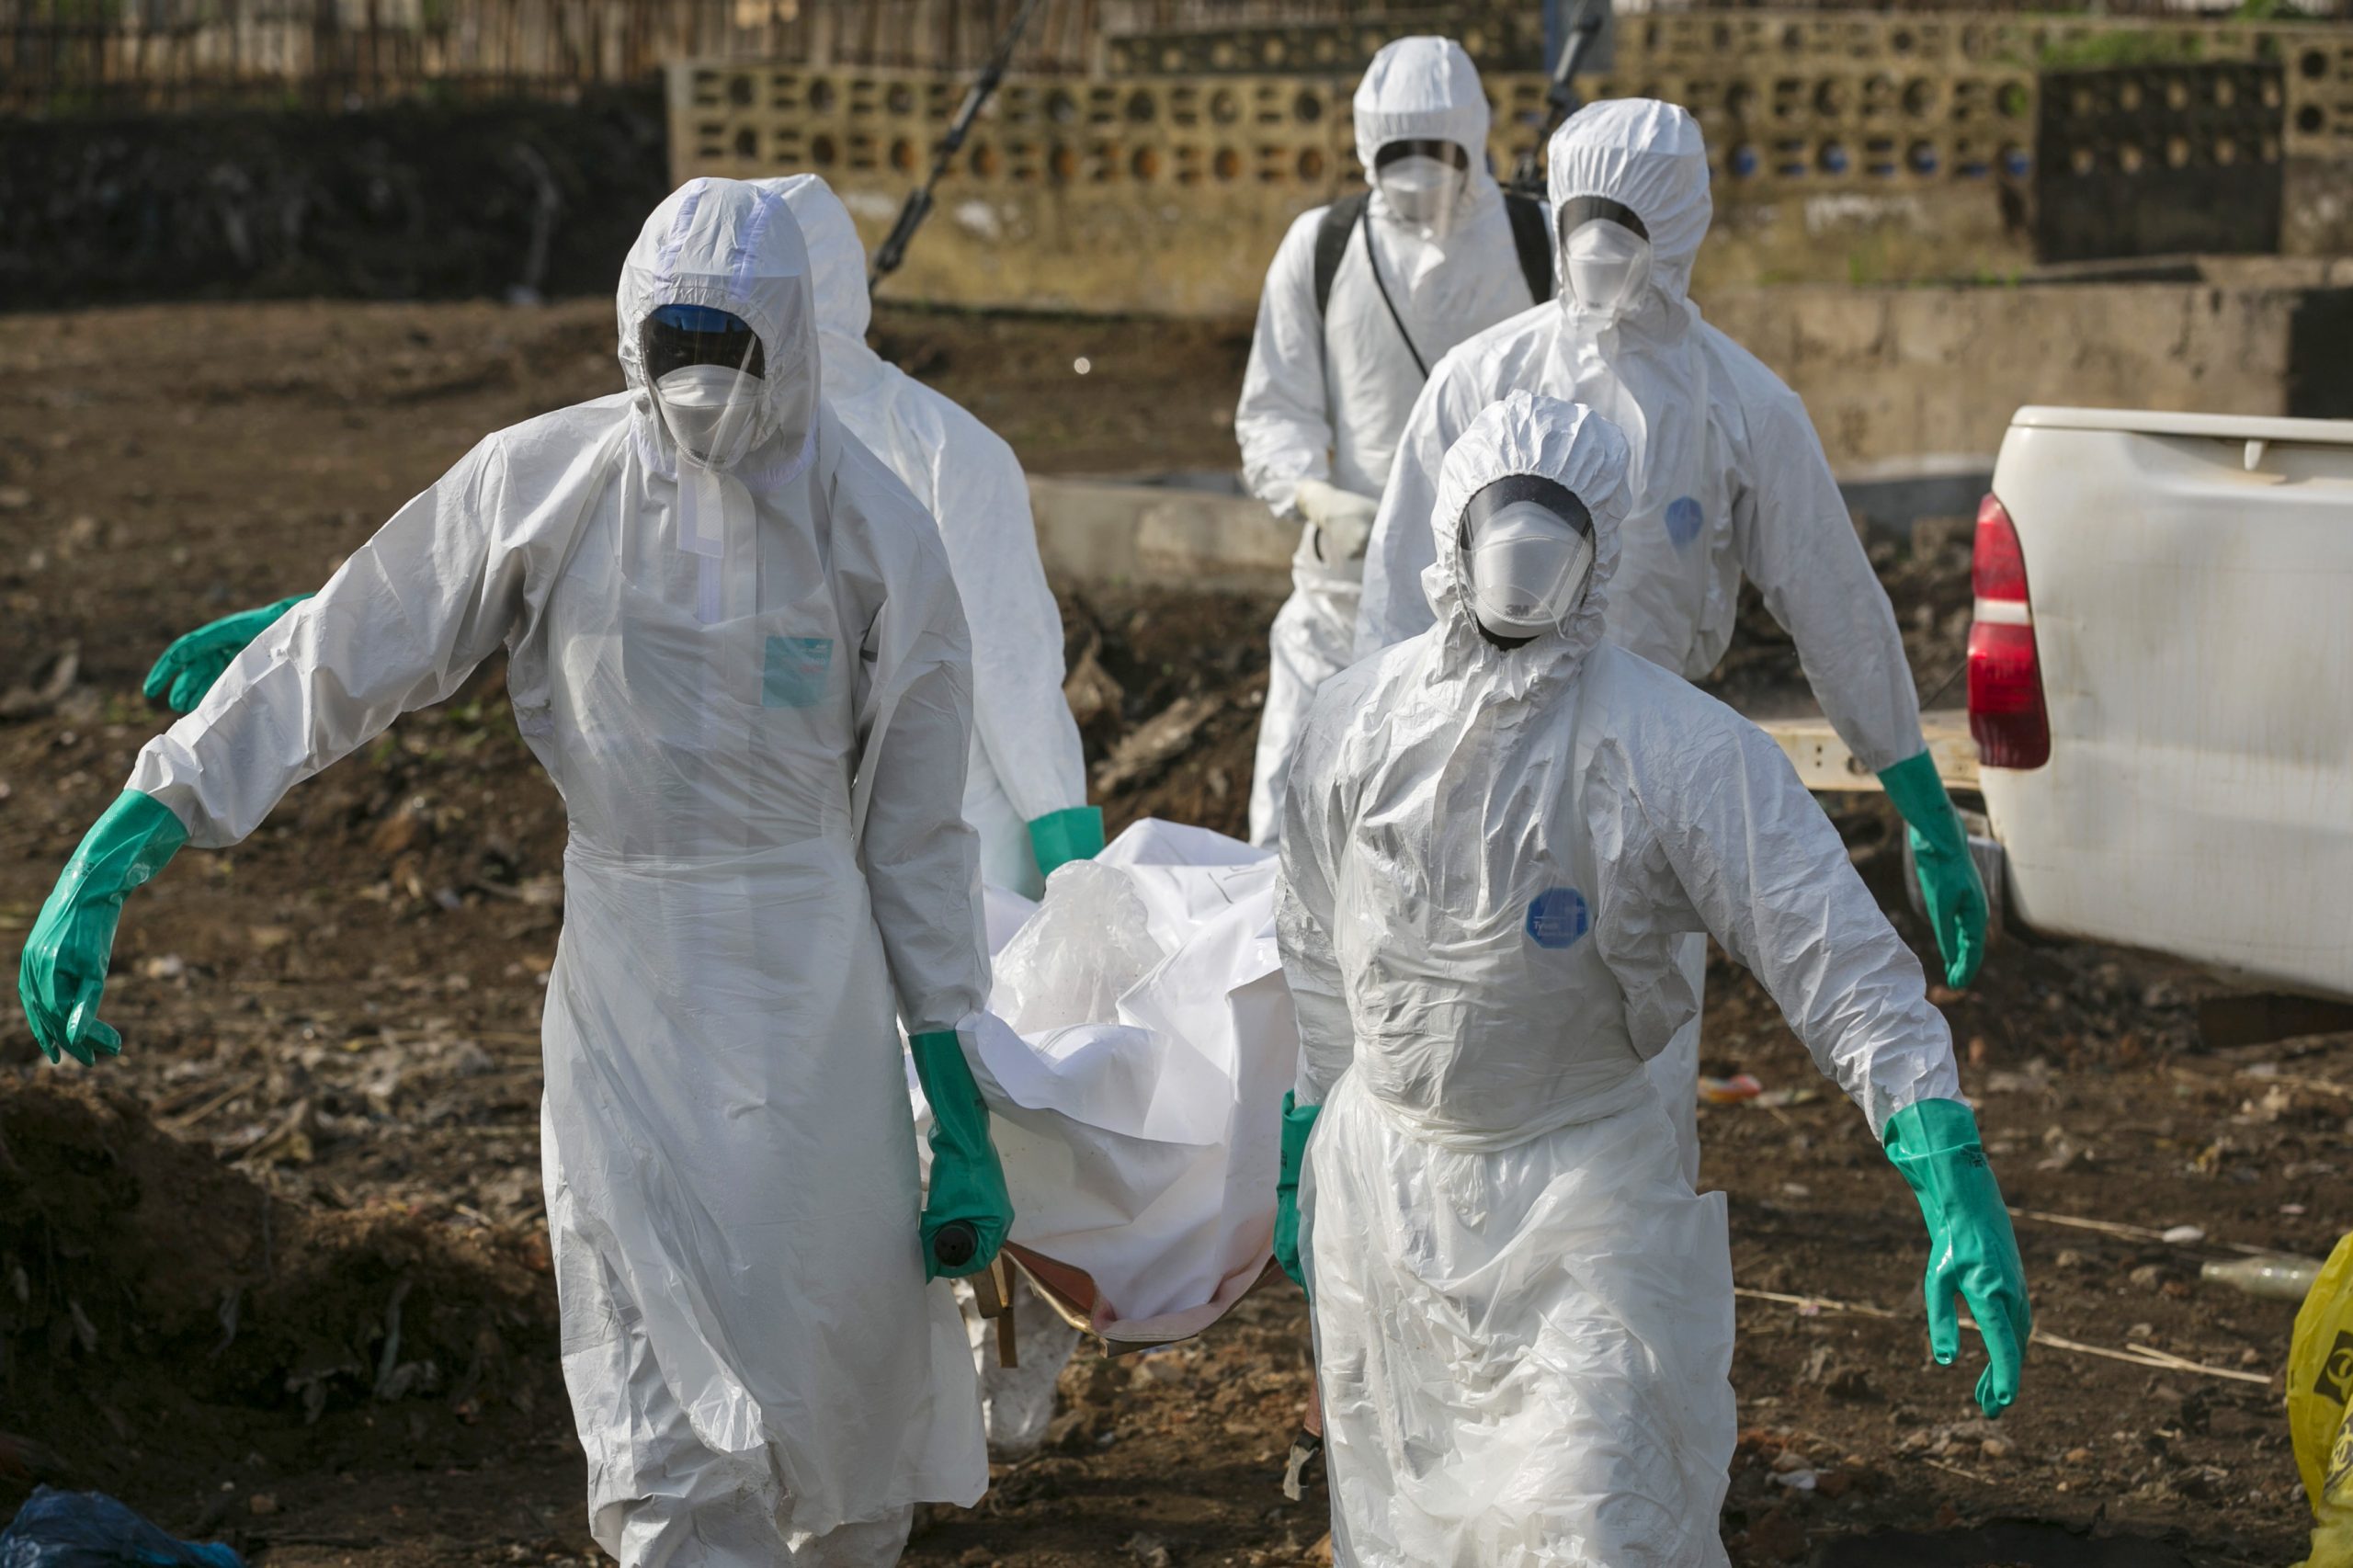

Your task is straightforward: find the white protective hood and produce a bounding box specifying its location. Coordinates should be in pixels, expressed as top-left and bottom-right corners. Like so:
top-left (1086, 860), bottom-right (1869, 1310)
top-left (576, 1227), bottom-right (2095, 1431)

top-left (1549, 96), bottom-right (1711, 315)
top-left (1352, 35), bottom-right (1499, 244)
top-left (775, 171), bottom-right (873, 347)
top-left (1421, 388), bottom-right (1629, 678)
top-left (1353, 34), bottom-right (1490, 170)
top-left (617, 178), bottom-right (822, 481)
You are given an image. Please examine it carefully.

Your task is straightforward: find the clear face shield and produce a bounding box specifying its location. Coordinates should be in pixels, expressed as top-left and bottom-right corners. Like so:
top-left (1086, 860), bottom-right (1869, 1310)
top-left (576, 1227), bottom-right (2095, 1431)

top-left (1459, 475), bottom-right (1597, 645)
top-left (1555, 196), bottom-right (1654, 324)
top-left (641, 303), bottom-right (767, 471)
top-left (1372, 139), bottom-right (1473, 232)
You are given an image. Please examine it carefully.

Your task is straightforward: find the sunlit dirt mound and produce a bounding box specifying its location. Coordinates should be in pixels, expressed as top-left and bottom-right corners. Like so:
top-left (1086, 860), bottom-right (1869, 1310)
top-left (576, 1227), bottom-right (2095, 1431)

top-left (0, 1078), bottom-right (559, 1520)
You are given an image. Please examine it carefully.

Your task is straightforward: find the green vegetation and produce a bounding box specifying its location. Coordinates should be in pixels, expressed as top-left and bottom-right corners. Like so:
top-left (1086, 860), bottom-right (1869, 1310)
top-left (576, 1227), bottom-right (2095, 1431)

top-left (40, 0), bottom-right (123, 22)
top-left (2036, 29), bottom-right (2206, 71)
top-left (2025, 0), bottom-right (2306, 72)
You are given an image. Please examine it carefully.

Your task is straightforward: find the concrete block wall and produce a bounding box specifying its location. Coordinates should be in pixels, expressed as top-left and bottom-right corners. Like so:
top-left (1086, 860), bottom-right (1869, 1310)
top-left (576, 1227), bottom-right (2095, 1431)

top-left (669, 62), bottom-right (1360, 314)
top-left (670, 9), bottom-right (2353, 310)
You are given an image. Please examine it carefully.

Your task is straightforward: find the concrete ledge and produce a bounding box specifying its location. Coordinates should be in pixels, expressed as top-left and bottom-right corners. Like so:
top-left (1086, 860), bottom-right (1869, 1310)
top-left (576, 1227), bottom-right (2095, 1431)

top-left (1838, 456), bottom-right (1995, 539)
top-left (1030, 474), bottom-right (1290, 593)
top-left (1031, 461), bottom-right (2000, 592)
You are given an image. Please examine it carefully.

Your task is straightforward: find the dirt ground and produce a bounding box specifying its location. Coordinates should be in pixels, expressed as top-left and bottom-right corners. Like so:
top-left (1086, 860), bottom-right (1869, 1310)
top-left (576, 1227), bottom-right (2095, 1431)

top-left (0, 298), bottom-right (2345, 1568)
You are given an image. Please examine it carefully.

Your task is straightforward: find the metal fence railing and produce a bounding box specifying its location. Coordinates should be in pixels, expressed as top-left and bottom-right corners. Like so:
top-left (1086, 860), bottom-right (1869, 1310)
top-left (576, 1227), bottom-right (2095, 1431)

top-left (5, 0), bottom-right (2347, 116)
top-left (0, 0), bottom-right (1136, 113)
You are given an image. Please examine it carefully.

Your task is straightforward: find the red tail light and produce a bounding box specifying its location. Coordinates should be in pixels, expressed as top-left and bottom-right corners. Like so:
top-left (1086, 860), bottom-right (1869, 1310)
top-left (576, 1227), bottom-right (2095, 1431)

top-left (1967, 494), bottom-right (2051, 769)
top-left (1972, 491), bottom-right (2029, 603)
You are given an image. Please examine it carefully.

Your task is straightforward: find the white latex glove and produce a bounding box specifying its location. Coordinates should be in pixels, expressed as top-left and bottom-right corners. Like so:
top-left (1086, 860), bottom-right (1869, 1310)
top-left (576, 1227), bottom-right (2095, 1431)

top-left (1292, 478), bottom-right (1381, 563)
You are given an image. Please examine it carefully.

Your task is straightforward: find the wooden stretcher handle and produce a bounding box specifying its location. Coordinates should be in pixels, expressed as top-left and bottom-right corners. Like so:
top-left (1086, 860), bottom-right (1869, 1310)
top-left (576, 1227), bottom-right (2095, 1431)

top-left (972, 1256), bottom-right (1009, 1318)
top-left (971, 1257), bottom-right (1019, 1368)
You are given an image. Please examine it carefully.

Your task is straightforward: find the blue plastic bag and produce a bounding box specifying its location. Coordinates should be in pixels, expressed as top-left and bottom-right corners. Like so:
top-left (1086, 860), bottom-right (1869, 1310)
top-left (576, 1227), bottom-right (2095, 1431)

top-left (0, 1487), bottom-right (244, 1568)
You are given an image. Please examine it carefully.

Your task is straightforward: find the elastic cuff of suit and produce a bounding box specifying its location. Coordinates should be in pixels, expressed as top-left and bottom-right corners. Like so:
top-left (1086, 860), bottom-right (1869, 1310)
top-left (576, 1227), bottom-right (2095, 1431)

top-left (1881, 1096), bottom-right (1982, 1158)
top-left (1029, 805), bottom-right (1106, 878)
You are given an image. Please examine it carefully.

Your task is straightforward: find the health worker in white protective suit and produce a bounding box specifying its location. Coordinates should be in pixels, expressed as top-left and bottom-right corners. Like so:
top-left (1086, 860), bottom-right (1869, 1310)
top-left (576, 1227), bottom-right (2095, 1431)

top-left (1271, 391), bottom-right (2030, 1567)
top-left (20, 177), bottom-right (1015, 1567)
top-left (139, 172), bottom-right (1101, 1462)
top-left (1233, 34), bottom-right (1552, 847)
top-left (757, 172), bottom-right (1091, 1458)
top-left (757, 175), bottom-right (1099, 903)
top-left (1350, 98), bottom-right (1988, 1187)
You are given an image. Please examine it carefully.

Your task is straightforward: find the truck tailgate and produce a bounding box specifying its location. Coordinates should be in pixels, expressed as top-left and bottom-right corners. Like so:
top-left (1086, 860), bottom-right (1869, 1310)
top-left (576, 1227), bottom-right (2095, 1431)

top-left (1984, 412), bottom-right (2353, 1000)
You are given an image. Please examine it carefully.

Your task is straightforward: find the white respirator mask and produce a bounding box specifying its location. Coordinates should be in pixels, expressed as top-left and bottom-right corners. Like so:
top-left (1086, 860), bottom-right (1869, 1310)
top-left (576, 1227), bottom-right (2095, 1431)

top-left (1373, 141), bottom-right (1471, 230)
top-left (1558, 201), bottom-right (1654, 323)
top-left (652, 364), bottom-right (764, 472)
top-left (1461, 489), bottom-right (1597, 642)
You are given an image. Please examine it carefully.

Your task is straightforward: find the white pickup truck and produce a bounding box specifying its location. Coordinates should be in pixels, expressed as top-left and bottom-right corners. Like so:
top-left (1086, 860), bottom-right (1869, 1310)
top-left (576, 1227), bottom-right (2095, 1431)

top-left (1775, 407), bottom-right (2353, 1005)
top-left (1971, 407), bottom-right (2353, 1004)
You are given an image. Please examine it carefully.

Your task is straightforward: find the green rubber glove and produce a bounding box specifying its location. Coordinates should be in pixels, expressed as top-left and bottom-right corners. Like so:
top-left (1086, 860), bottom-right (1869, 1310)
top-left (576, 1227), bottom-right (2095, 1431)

top-left (1029, 805), bottom-right (1106, 882)
top-left (1878, 749), bottom-right (1988, 990)
top-left (1884, 1097), bottom-right (2030, 1420)
top-left (142, 595), bottom-right (311, 714)
top-left (909, 1028), bottom-right (1013, 1281)
top-left (18, 790), bottom-right (188, 1065)
top-left (1274, 1092), bottom-right (1321, 1294)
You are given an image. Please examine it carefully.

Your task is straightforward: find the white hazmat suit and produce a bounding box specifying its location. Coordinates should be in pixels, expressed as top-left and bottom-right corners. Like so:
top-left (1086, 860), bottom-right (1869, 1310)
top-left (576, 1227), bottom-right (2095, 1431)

top-left (1278, 391), bottom-right (1961, 1566)
top-left (130, 178), bottom-right (991, 1565)
top-left (1352, 100), bottom-right (1927, 1184)
top-left (759, 175), bottom-right (1091, 904)
top-left (760, 174), bottom-right (1087, 1456)
top-left (1236, 36), bottom-right (1542, 846)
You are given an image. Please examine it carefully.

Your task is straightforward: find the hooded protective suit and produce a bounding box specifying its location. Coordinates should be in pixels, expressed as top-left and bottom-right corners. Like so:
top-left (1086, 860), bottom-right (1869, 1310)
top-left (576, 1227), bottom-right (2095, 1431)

top-left (760, 175), bottom-right (1093, 903)
top-left (1279, 391), bottom-right (1961, 1567)
top-left (758, 173), bottom-right (1086, 1458)
top-left (1235, 36), bottom-right (1540, 847)
top-left (1351, 100), bottom-right (1934, 1182)
top-left (125, 179), bottom-right (991, 1565)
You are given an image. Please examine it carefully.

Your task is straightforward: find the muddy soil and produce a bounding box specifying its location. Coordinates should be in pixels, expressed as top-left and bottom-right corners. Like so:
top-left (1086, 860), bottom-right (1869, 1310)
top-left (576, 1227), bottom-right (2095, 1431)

top-left (0, 299), bottom-right (2344, 1568)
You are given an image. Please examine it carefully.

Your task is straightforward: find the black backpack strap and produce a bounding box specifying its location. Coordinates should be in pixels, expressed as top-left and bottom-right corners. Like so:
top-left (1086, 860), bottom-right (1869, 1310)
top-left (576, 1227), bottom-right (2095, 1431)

top-left (1503, 191), bottom-right (1555, 306)
top-left (1312, 191), bottom-right (1369, 321)
top-left (1355, 199), bottom-right (1429, 378)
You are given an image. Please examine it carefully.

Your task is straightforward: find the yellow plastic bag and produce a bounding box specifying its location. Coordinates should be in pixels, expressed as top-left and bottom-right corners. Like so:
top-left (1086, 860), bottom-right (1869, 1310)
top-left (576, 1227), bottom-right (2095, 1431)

top-left (2290, 1232), bottom-right (2353, 1568)
top-left (2299, 1400), bottom-right (2352, 1568)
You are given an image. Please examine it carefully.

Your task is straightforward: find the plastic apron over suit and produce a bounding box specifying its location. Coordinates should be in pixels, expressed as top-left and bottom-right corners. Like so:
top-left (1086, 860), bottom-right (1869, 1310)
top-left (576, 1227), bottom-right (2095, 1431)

top-left (126, 179), bottom-right (991, 1564)
top-left (1278, 392), bottom-right (1960, 1567)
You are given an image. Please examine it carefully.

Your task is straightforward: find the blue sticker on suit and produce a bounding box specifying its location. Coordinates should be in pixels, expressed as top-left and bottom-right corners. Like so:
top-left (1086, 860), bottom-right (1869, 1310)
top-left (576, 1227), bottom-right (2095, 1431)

top-left (763, 636), bottom-right (834, 709)
top-left (1525, 887), bottom-right (1591, 949)
top-left (1665, 496), bottom-right (1705, 548)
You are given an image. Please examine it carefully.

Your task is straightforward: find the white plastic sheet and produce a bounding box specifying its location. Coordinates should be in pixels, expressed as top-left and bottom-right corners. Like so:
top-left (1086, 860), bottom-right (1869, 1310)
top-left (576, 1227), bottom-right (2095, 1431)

top-left (915, 820), bottom-right (1300, 1347)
